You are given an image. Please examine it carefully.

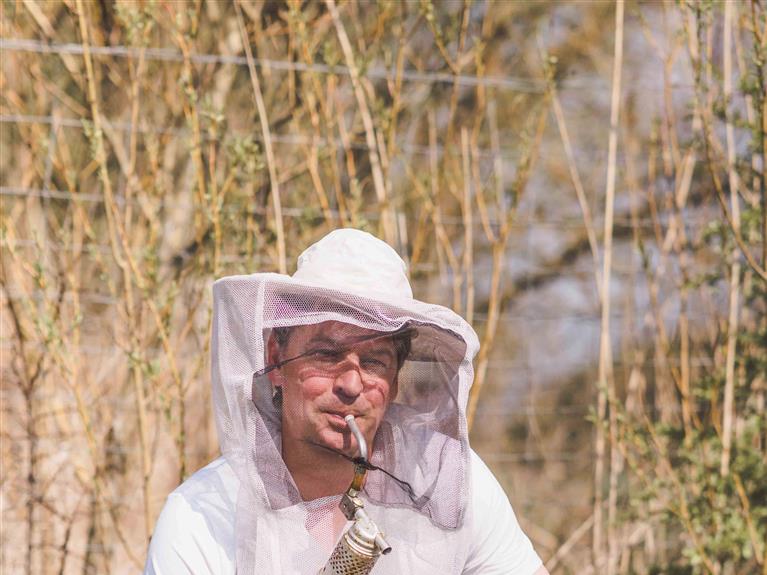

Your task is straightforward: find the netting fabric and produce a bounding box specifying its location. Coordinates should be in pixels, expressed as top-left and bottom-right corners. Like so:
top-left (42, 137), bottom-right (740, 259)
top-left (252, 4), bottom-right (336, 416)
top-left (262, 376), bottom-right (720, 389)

top-left (210, 229), bottom-right (480, 574)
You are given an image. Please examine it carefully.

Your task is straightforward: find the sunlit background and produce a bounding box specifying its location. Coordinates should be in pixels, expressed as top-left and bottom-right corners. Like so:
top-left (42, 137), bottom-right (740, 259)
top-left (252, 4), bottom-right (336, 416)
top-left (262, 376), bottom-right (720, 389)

top-left (2, 1), bottom-right (765, 573)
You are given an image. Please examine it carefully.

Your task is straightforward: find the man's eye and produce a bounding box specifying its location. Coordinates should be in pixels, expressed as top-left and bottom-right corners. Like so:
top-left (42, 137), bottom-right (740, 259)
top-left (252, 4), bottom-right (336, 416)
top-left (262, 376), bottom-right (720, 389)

top-left (311, 348), bottom-right (342, 361)
top-left (362, 357), bottom-right (389, 370)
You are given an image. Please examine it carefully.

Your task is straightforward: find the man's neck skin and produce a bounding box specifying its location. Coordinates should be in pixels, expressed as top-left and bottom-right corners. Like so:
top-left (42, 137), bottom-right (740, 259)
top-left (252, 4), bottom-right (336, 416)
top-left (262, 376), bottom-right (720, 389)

top-left (282, 436), bottom-right (356, 500)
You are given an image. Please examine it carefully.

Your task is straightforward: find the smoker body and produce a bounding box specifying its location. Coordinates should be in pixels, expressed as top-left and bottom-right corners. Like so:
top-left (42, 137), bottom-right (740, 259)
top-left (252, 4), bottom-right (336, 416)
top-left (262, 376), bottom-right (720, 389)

top-left (319, 416), bottom-right (392, 575)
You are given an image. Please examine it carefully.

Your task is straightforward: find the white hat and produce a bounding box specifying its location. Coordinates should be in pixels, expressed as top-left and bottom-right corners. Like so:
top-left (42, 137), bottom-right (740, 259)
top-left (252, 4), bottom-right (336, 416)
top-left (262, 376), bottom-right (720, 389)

top-left (292, 228), bottom-right (414, 300)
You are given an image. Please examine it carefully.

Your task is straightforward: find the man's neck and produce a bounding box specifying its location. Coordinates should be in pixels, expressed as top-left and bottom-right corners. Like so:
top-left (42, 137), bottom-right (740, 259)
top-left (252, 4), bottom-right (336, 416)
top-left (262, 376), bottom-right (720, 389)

top-left (282, 438), bottom-right (355, 501)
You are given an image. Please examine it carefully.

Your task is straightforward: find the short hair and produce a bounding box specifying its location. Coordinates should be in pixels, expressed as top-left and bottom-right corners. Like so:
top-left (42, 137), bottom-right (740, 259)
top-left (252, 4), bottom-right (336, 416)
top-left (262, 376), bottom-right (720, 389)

top-left (271, 325), bottom-right (412, 369)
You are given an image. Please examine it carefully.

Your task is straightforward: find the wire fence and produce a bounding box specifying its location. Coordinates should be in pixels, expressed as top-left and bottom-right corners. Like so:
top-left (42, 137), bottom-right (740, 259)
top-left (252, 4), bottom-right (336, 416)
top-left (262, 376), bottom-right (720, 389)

top-left (1, 111), bottom-right (624, 162)
top-left (0, 185), bottom-right (720, 231)
top-left (0, 37), bottom-right (547, 92)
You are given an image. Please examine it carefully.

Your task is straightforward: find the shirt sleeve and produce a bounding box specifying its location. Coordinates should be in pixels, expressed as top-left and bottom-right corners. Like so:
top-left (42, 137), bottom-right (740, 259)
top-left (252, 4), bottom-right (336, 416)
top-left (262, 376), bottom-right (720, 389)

top-left (143, 492), bottom-right (230, 575)
top-left (462, 451), bottom-right (543, 575)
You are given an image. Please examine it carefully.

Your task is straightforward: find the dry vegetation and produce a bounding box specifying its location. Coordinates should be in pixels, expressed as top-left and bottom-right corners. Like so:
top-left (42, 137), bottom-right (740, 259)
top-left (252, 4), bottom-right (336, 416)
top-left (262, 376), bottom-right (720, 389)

top-left (1, 1), bottom-right (765, 574)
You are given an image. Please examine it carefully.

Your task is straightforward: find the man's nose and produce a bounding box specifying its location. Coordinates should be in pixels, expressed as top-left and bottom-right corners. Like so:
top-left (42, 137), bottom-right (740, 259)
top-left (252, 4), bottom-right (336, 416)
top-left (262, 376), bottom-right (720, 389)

top-left (333, 358), bottom-right (363, 400)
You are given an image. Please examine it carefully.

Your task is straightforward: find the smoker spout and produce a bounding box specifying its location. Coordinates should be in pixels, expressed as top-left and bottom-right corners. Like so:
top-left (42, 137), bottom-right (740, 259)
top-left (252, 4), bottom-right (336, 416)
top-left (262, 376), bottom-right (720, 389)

top-left (345, 414), bottom-right (368, 461)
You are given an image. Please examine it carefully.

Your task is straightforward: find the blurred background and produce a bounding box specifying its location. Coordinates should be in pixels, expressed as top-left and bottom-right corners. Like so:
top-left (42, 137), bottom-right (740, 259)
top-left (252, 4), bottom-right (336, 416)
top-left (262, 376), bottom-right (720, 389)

top-left (1, 1), bottom-right (765, 573)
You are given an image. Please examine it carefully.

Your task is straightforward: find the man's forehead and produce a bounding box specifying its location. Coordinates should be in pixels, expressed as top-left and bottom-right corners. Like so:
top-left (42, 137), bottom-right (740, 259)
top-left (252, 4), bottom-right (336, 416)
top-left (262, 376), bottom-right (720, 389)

top-left (291, 321), bottom-right (396, 348)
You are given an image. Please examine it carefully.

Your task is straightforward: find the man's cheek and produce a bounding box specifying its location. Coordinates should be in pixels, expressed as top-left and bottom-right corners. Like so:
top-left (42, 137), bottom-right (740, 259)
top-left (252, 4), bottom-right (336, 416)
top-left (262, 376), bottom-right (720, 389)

top-left (366, 384), bottom-right (391, 406)
top-left (298, 376), bottom-right (330, 398)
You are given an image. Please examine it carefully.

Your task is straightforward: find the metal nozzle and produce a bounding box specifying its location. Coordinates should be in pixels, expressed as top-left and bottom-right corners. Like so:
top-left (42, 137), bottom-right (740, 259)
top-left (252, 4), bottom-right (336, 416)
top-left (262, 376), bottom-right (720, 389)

top-left (375, 533), bottom-right (392, 555)
top-left (345, 415), bottom-right (368, 461)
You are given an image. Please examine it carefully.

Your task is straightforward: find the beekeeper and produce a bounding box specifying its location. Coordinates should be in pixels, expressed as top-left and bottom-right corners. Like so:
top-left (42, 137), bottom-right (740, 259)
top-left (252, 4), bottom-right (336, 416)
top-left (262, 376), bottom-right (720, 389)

top-left (144, 228), bottom-right (548, 575)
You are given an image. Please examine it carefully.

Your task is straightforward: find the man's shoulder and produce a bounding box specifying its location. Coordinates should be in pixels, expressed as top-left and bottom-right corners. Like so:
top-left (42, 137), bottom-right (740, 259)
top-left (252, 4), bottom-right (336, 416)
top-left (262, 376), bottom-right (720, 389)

top-left (173, 456), bottom-right (239, 500)
top-left (168, 456), bottom-right (240, 531)
top-left (144, 457), bottom-right (238, 574)
top-left (158, 457), bottom-right (239, 531)
top-left (468, 449), bottom-right (501, 496)
top-left (463, 450), bottom-right (544, 575)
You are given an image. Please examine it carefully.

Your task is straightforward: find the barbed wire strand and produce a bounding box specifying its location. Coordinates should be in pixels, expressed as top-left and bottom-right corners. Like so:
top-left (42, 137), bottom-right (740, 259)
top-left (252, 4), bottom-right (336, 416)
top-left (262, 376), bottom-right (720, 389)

top-left (0, 37), bottom-right (697, 94)
top-left (1, 185), bottom-right (721, 230)
top-left (1, 112), bottom-right (619, 162)
top-left (0, 37), bottom-right (546, 92)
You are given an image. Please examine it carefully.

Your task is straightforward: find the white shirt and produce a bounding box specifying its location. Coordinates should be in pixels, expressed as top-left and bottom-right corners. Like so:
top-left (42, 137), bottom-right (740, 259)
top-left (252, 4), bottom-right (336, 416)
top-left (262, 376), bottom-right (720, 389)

top-left (144, 451), bottom-right (542, 574)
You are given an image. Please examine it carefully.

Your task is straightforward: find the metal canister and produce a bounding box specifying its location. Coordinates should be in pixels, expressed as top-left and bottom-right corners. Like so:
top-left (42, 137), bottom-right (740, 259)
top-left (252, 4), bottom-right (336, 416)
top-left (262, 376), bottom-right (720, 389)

top-left (318, 514), bottom-right (383, 575)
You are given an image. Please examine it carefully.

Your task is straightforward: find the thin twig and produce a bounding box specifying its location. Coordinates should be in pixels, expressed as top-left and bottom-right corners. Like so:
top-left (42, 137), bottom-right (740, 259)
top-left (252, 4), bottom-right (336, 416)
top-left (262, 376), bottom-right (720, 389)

top-left (235, 0), bottom-right (287, 274)
top-left (544, 52), bottom-right (602, 302)
top-left (326, 0), bottom-right (396, 245)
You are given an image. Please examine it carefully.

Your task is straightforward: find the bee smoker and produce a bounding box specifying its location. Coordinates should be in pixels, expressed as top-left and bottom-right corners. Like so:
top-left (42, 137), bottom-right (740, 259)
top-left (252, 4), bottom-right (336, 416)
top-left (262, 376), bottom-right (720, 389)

top-left (318, 415), bottom-right (392, 575)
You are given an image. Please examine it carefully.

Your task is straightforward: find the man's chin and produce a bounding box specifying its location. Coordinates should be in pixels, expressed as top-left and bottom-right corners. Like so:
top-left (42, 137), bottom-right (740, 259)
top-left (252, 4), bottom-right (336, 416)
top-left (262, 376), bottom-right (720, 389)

top-left (310, 429), bottom-right (356, 458)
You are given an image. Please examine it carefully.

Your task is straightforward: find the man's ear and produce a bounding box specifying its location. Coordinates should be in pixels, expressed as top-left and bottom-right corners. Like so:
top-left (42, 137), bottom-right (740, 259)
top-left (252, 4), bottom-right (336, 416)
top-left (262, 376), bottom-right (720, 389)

top-left (266, 334), bottom-right (283, 387)
top-left (388, 374), bottom-right (399, 403)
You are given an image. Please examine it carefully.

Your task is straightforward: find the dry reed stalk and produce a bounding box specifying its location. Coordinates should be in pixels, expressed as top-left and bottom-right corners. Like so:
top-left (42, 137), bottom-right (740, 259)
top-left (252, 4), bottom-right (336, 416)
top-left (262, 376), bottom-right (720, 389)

top-left (121, 32), bottom-right (154, 543)
top-left (466, 42), bottom-right (493, 246)
top-left (323, 75), bottom-right (350, 227)
top-left (403, 162), bottom-right (458, 277)
top-left (304, 142), bottom-right (335, 227)
top-left (634, 8), bottom-right (685, 179)
top-left (594, 3), bottom-right (624, 573)
top-left (732, 471), bottom-right (767, 572)
top-left (465, 101), bottom-right (504, 429)
top-left (646, 418), bottom-right (718, 574)
top-left (3, 231), bottom-right (143, 570)
top-left (671, 177), bottom-right (696, 436)
top-left (546, 513), bottom-right (595, 572)
top-left (466, 10), bottom-right (495, 246)
top-left (486, 100), bottom-right (505, 216)
top-left (442, 0), bottom-right (472, 150)
top-left (471, 152), bottom-right (495, 244)
top-left (661, 24), bottom-right (701, 442)
top-left (335, 99), bottom-right (363, 229)
top-left (687, 7), bottom-right (767, 284)
top-left (78, 0), bottom-right (187, 486)
top-left (2, 180), bottom-right (47, 573)
top-left (288, 3), bottom-right (336, 229)
top-left (72, 3), bottom-right (151, 561)
top-left (169, 16), bottom-right (210, 254)
top-left (367, 81), bottom-right (393, 200)
top-left (325, 0), bottom-right (396, 245)
top-left (720, 0), bottom-right (742, 479)
top-left (409, 208), bottom-right (430, 269)
top-left (426, 110), bottom-right (462, 311)
top-left (2, 272), bottom-right (39, 575)
top-left (20, 0), bottom-right (82, 82)
top-left (208, 122), bottom-right (223, 277)
top-left (467, 98), bottom-right (547, 431)
top-left (235, 0), bottom-right (287, 274)
top-left (466, 235), bottom-right (505, 429)
top-left (461, 129), bottom-right (475, 325)
top-left (645, 14), bottom-right (701, 433)
top-left (549, 82), bottom-right (602, 299)
top-left (733, 4), bottom-right (762, 208)
top-left (384, 11), bottom-right (408, 162)
top-left (745, 4), bottom-right (767, 271)
top-left (664, 81), bottom-right (700, 438)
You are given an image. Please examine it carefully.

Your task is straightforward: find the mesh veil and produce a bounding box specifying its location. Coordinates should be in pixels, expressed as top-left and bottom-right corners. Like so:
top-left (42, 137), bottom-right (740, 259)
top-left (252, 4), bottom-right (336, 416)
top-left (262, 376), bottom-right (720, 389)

top-left (211, 273), bottom-right (480, 574)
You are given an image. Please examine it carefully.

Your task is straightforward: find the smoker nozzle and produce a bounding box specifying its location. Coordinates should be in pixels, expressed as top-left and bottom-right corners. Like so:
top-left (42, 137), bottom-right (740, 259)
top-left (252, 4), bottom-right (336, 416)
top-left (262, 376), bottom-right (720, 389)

top-left (375, 534), bottom-right (392, 555)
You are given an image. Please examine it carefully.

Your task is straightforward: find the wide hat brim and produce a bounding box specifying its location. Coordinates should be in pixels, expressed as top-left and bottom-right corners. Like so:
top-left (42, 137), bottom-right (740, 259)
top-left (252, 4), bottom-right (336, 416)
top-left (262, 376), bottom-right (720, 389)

top-left (218, 272), bottom-right (477, 367)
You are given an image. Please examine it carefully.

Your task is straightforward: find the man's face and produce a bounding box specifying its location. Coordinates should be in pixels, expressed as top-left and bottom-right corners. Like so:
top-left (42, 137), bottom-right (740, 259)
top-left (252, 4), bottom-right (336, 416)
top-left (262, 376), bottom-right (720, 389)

top-left (269, 321), bottom-right (399, 457)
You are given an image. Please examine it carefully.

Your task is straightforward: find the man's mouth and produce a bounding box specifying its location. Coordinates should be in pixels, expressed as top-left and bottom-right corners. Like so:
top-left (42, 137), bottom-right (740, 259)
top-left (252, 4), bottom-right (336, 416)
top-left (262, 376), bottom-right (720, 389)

top-left (324, 411), bottom-right (359, 428)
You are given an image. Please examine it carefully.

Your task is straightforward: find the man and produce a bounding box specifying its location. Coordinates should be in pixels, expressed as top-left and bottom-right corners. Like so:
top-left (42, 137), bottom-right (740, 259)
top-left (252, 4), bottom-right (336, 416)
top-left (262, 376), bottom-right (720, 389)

top-left (145, 228), bottom-right (548, 574)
